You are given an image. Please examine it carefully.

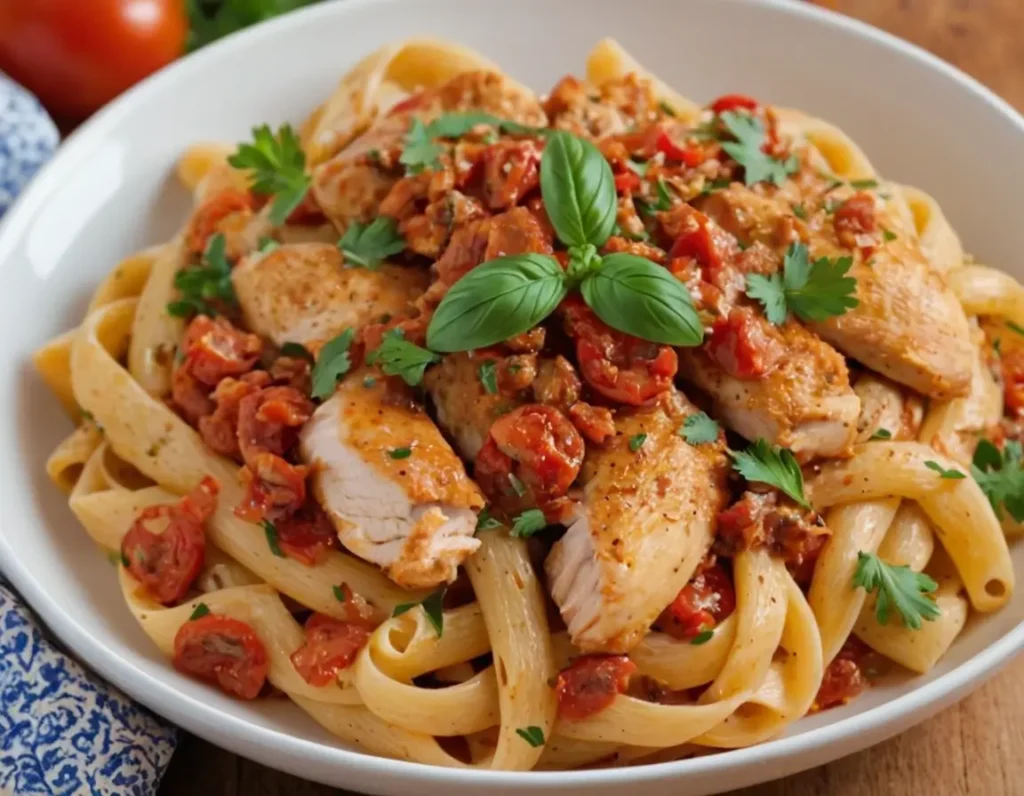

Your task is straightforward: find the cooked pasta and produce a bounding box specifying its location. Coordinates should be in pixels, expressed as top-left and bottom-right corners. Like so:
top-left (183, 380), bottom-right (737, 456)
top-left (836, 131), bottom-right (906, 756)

top-left (35, 36), bottom-right (1020, 771)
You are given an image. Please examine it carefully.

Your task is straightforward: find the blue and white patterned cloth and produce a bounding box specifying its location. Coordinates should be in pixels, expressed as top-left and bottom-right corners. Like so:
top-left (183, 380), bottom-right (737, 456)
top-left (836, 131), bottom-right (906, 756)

top-left (0, 74), bottom-right (179, 795)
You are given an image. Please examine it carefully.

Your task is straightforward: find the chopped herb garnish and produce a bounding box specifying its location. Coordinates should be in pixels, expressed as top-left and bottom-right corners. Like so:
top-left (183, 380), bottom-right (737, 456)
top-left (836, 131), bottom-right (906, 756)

top-left (362, 376), bottom-right (377, 388)
top-left (399, 118), bottom-right (443, 174)
top-left (850, 179), bottom-right (879, 189)
top-left (310, 328), bottom-right (355, 399)
top-left (972, 439), bottom-right (1024, 521)
top-left (658, 100), bottom-right (677, 117)
top-left (691, 629), bottom-right (714, 645)
top-left (628, 433), bottom-right (648, 452)
top-left (869, 428), bottom-right (893, 441)
top-left (332, 585), bottom-right (347, 602)
top-left (339, 216), bottom-right (406, 269)
top-left (478, 360), bottom-right (498, 395)
top-left (510, 508), bottom-right (547, 538)
top-left (365, 329), bottom-right (440, 387)
top-left (745, 241), bottom-right (858, 325)
top-left (475, 507), bottom-right (503, 533)
top-left (262, 520), bottom-right (284, 557)
top-left (389, 447), bottom-right (412, 460)
top-left (792, 203), bottom-right (808, 220)
top-left (516, 726), bottom-right (545, 747)
top-left (626, 158), bottom-right (649, 178)
top-left (280, 341), bottom-right (314, 362)
top-left (167, 233), bottom-right (235, 318)
top-left (393, 586), bottom-right (446, 636)
top-left (228, 124), bottom-right (310, 224)
top-left (882, 228), bottom-right (897, 242)
top-left (924, 460), bottom-right (965, 480)
top-left (1007, 321), bottom-right (1024, 337)
top-left (729, 439), bottom-right (810, 508)
top-left (719, 111), bottom-right (799, 187)
top-left (257, 236), bottom-right (279, 254)
top-left (189, 602), bottom-right (211, 620)
top-left (853, 551), bottom-right (940, 629)
top-left (680, 412), bottom-right (720, 445)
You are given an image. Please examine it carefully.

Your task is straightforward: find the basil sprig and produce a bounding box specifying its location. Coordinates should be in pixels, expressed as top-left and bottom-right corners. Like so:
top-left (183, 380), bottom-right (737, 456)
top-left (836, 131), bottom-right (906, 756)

top-left (425, 130), bottom-right (703, 353)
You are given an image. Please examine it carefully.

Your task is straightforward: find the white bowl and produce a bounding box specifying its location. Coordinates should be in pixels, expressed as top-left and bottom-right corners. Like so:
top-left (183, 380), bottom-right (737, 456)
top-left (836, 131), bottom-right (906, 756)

top-left (1, 0), bottom-right (1021, 793)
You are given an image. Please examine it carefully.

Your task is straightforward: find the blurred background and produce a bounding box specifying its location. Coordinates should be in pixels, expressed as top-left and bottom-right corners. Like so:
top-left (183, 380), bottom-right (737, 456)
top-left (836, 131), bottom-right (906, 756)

top-left (2, 0), bottom-right (1021, 130)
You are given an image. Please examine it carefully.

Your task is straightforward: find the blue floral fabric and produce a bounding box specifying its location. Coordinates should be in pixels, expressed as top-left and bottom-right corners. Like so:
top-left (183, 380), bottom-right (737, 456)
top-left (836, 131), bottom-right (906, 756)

top-left (0, 73), bottom-right (60, 218)
top-left (0, 75), bottom-right (179, 794)
top-left (0, 584), bottom-right (178, 795)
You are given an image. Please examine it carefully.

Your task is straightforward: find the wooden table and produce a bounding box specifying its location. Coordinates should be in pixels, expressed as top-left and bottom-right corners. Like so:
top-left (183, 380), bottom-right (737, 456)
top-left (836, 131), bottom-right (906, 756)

top-left (160, 1), bottom-right (1024, 793)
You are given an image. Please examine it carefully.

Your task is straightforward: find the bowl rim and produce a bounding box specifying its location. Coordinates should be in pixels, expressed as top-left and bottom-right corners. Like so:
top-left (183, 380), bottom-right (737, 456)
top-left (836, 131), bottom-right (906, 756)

top-left (2, 0), bottom-right (1022, 788)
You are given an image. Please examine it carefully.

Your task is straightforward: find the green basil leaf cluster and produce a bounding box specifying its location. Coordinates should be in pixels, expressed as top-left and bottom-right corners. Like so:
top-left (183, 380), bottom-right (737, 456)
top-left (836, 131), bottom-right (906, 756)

top-left (426, 130), bottom-right (704, 353)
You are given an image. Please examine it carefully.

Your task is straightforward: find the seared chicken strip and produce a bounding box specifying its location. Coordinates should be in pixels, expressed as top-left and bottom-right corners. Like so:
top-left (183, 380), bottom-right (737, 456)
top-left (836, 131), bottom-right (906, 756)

top-left (232, 243), bottom-right (427, 351)
top-left (313, 70), bottom-right (547, 233)
top-left (698, 182), bottom-right (973, 399)
top-left (545, 390), bottom-right (729, 653)
top-left (300, 369), bottom-right (484, 588)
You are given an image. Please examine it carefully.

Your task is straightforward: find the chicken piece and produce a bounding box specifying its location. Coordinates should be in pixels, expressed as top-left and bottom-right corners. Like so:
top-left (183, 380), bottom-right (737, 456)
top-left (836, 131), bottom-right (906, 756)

top-left (313, 70), bottom-right (547, 232)
top-left (545, 390), bottom-right (729, 653)
top-left (300, 370), bottom-right (484, 588)
top-left (697, 183), bottom-right (973, 399)
top-left (544, 73), bottom-right (657, 139)
top-left (679, 318), bottom-right (860, 461)
top-left (232, 243), bottom-right (427, 351)
top-left (424, 352), bottom-right (528, 460)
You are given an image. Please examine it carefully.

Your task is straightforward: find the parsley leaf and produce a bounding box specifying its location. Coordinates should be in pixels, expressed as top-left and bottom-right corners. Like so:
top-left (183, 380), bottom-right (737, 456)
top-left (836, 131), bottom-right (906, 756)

top-left (262, 520), bottom-right (284, 557)
top-left (971, 439), bottom-right (1024, 521)
top-left (719, 111), bottom-right (799, 187)
top-left (228, 123), bottom-right (310, 224)
top-left (852, 551), bottom-right (940, 629)
top-left (849, 179), bottom-right (878, 189)
top-left (365, 329), bottom-right (440, 386)
top-left (924, 460), bottom-right (966, 480)
top-left (389, 447), bottom-right (412, 460)
top-left (1007, 321), bottom-right (1024, 338)
top-left (400, 118), bottom-right (443, 174)
top-left (882, 228), bottom-right (897, 242)
top-left (332, 585), bottom-right (347, 602)
top-left (393, 587), bottom-right (446, 636)
top-left (792, 203), bottom-right (808, 220)
top-left (475, 507), bottom-right (503, 533)
top-left (280, 341), bottom-right (313, 362)
top-left (516, 726), bottom-right (545, 747)
top-left (626, 158), bottom-right (649, 178)
top-left (628, 433), bottom-right (648, 452)
top-left (691, 629), bottom-right (714, 645)
top-left (869, 428), bottom-right (893, 441)
top-left (478, 360), bottom-right (498, 395)
top-left (680, 412), bottom-right (720, 445)
top-left (746, 242), bottom-right (858, 324)
top-left (189, 602), bottom-right (210, 621)
top-left (339, 217), bottom-right (405, 269)
top-left (510, 508), bottom-right (547, 538)
top-left (729, 439), bottom-right (810, 508)
top-left (310, 328), bottom-right (355, 399)
top-left (167, 234), bottom-right (235, 318)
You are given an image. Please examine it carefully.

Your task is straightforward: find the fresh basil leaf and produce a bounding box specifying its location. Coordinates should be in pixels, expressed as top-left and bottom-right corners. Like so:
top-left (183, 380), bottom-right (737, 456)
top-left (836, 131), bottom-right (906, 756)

top-left (540, 131), bottom-right (617, 247)
top-left (426, 254), bottom-right (568, 352)
top-left (580, 253), bottom-right (703, 346)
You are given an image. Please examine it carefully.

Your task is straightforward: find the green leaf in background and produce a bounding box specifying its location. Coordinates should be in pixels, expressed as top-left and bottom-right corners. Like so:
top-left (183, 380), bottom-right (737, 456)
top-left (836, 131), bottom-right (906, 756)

top-left (187, 0), bottom-right (321, 51)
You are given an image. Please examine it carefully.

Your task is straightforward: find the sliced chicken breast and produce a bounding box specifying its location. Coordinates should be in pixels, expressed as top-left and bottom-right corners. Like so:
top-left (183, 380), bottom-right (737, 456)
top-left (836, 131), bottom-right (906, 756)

top-left (679, 319), bottom-right (860, 461)
top-left (300, 369), bottom-right (485, 588)
top-left (698, 183), bottom-right (973, 399)
top-left (232, 243), bottom-right (427, 351)
top-left (545, 390), bottom-right (730, 653)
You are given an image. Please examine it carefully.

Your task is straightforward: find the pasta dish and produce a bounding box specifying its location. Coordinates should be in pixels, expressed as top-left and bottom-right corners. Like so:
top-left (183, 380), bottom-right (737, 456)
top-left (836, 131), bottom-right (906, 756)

top-left (34, 38), bottom-right (1020, 770)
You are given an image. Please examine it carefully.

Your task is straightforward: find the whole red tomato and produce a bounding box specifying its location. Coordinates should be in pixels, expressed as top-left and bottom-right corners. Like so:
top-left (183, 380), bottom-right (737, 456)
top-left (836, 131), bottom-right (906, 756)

top-left (0, 0), bottom-right (187, 121)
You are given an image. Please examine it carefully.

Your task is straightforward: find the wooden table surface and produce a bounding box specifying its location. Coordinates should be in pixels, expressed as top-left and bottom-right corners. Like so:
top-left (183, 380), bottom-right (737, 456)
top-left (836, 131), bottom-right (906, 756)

top-left (160, 1), bottom-right (1024, 794)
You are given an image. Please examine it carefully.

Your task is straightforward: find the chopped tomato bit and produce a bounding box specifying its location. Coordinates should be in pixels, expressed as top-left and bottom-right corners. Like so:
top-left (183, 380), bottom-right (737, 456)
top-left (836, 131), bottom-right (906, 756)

top-left (657, 562), bottom-right (736, 640)
top-left (562, 295), bottom-right (677, 405)
top-left (274, 502), bottom-right (339, 566)
top-left (482, 140), bottom-right (541, 209)
top-left (833, 192), bottom-right (877, 250)
top-left (235, 453), bottom-right (308, 522)
top-left (813, 637), bottom-right (873, 711)
top-left (568, 401), bottom-right (617, 444)
top-left (709, 94), bottom-right (760, 115)
top-left (179, 315), bottom-right (262, 387)
top-left (555, 655), bottom-right (637, 721)
top-left (186, 189), bottom-right (254, 256)
top-left (289, 613), bottom-right (371, 687)
top-left (706, 308), bottom-right (779, 380)
top-left (655, 129), bottom-right (704, 167)
top-left (121, 476), bottom-right (220, 605)
top-left (614, 170), bottom-right (641, 194)
top-left (173, 614), bottom-right (268, 700)
top-left (1000, 346), bottom-right (1024, 416)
